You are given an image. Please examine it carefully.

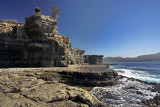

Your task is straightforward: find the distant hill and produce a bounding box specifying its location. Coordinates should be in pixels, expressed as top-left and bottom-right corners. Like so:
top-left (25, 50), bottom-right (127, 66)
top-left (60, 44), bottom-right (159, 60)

top-left (103, 52), bottom-right (160, 62)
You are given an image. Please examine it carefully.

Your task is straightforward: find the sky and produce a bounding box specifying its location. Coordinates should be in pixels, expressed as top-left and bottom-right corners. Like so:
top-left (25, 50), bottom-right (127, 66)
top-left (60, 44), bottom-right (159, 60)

top-left (0, 0), bottom-right (160, 57)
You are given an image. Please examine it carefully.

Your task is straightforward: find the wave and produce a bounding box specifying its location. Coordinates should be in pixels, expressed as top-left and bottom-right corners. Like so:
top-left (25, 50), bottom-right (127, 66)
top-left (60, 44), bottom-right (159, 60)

top-left (114, 69), bottom-right (160, 83)
top-left (128, 66), bottom-right (160, 70)
top-left (91, 75), bottom-right (159, 107)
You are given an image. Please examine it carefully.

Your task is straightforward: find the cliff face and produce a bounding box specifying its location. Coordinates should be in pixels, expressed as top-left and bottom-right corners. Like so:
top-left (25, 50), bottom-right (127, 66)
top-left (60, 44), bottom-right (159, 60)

top-left (71, 48), bottom-right (85, 64)
top-left (0, 13), bottom-right (84, 67)
top-left (25, 14), bottom-right (58, 34)
top-left (0, 22), bottom-right (26, 67)
top-left (0, 22), bottom-right (17, 33)
top-left (84, 55), bottom-right (103, 64)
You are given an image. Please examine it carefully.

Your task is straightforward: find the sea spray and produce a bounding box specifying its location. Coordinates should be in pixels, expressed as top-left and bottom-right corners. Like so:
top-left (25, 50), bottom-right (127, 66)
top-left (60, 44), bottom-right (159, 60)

top-left (109, 61), bottom-right (160, 83)
top-left (90, 76), bottom-right (159, 107)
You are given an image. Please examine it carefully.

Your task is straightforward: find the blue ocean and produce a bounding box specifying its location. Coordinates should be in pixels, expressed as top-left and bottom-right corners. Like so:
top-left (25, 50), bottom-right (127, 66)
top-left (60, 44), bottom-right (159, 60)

top-left (109, 61), bottom-right (160, 83)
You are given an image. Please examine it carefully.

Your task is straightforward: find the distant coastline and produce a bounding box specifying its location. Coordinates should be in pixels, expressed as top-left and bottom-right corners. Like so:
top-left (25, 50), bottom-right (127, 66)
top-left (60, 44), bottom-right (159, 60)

top-left (108, 61), bottom-right (160, 83)
top-left (103, 52), bottom-right (160, 62)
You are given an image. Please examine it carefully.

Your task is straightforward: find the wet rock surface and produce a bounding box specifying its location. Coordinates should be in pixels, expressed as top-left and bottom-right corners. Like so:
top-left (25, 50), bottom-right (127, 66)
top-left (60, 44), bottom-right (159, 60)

top-left (91, 75), bottom-right (160, 107)
top-left (59, 71), bottom-right (118, 87)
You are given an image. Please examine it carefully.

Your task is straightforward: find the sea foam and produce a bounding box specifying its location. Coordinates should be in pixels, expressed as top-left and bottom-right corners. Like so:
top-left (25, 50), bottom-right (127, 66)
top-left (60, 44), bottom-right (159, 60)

top-left (114, 69), bottom-right (160, 83)
top-left (91, 76), bottom-right (158, 107)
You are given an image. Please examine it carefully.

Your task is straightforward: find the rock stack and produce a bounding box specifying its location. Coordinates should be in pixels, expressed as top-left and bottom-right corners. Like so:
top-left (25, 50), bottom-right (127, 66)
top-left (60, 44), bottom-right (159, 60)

top-left (84, 55), bottom-right (104, 64)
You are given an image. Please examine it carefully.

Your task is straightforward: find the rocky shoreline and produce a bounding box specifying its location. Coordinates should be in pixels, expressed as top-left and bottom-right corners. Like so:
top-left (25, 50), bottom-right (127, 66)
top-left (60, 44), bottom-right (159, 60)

top-left (0, 65), bottom-right (118, 107)
top-left (0, 65), bottom-right (159, 107)
top-left (0, 6), bottom-right (159, 107)
top-left (91, 73), bottom-right (160, 107)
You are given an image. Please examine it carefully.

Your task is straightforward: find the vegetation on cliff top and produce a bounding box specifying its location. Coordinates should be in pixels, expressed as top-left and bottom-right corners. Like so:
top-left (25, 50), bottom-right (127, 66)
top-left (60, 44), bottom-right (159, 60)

top-left (0, 19), bottom-right (19, 24)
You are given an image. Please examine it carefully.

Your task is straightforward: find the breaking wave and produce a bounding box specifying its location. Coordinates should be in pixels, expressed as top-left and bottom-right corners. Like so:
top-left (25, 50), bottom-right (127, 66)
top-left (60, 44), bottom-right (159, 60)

top-left (91, 62), bottom-right (160, 106)
top-left (109, 61), bottom-right (160, 83)
top-left (91, 76), bottom-right (159, 107)
top-left (114, 69), bottom-right (160, 83)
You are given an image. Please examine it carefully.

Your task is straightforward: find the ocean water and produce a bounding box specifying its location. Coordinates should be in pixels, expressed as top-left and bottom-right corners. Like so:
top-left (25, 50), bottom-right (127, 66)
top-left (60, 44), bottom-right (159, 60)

top-left (109, 61), bottom-right (160, 83)
top-left (91, 61), bottom-right (160, 106)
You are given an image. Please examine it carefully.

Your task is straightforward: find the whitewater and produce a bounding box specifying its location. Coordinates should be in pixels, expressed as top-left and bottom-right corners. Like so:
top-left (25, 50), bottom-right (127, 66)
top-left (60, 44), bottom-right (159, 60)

top-left (110, 61), bottom-right (160, 83)
top-left (90, 61), bottom-right (160, 107)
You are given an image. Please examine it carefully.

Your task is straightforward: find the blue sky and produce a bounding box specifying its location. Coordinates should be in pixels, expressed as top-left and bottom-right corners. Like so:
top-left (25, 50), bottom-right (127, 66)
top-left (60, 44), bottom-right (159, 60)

top-left (0, 0), bottom-right (160, 57)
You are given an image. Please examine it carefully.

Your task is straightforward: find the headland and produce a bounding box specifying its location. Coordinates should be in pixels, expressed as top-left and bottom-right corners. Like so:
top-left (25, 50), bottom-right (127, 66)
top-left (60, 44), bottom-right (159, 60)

top-left (0, 7), bottom-right (159, 107)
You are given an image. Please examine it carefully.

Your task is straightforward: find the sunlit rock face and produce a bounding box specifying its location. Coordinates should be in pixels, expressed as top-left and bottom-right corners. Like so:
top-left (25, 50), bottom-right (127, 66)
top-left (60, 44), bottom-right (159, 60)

top-left (0, 11), bottom-right (84, 67)
top-left (0, 22), bottom-right (16, 33)
top-left (0, 68), bottom-right (106, 107)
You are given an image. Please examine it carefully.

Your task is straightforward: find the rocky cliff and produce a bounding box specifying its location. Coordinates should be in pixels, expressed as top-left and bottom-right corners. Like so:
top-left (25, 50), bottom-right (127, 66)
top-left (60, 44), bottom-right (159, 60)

top-left (0, 8), bottom-right (85, 67)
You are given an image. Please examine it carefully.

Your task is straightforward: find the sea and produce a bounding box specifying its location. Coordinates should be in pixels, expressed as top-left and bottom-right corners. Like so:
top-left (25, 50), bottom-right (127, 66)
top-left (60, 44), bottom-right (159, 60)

top-left (91, 61), bottom-right (160, 106)
top-left (109, 61), bottom-right (160, 83)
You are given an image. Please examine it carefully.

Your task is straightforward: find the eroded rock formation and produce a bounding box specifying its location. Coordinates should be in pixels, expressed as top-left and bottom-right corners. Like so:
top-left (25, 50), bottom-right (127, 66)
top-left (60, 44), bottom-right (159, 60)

top-left (0, 7), bottom-right (85, 67)
top-left (0, 67), bottom-right (106, 107)
top-left (71, 48), bottom-right (85, 64)
top-left (84, 55), bottom-right (104, 65)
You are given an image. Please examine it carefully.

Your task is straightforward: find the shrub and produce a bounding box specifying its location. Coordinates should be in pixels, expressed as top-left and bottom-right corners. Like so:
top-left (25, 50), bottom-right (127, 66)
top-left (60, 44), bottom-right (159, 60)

top-left (51, 6), bottom-right (60, 20)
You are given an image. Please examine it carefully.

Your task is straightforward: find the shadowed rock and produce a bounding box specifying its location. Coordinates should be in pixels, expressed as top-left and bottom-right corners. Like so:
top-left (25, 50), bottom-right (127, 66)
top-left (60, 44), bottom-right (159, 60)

top-left (0, 7), bottom-right (85, 67)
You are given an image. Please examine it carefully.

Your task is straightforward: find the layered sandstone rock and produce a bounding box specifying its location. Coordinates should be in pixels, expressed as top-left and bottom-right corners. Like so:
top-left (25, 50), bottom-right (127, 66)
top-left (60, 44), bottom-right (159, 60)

top-left (0, 67), bottom-right (107, 107)
top-left (0, 22), bottom-right (16, 33)
top-left (0, 22), bottom-right (27, 67)
top-left (25, 14), bottom-right (58, 36)
top-left (84, 55), bottom-right (104, 65)
top-left (71, 48), bottom-right (85, 64)
top-left (0, 8), bottom-right (85, 67)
